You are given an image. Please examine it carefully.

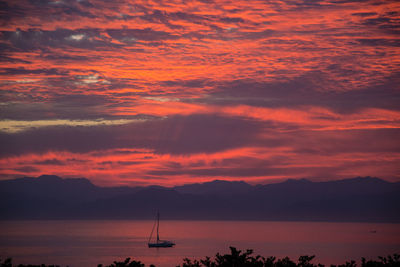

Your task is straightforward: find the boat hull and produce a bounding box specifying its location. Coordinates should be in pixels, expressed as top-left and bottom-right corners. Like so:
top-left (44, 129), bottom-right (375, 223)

top-left (148, 241), bottom-right (175, 248)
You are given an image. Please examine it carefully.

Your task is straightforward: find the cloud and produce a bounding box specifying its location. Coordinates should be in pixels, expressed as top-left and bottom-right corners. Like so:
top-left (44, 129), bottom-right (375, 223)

top-left (356, 38), bottom-right (400, 47)
top-left (360, 13), bottom-right (400, 34)
top-left (352, 12), bottom-right (378, 17)
top-left (12, 166), bottom-right (39, 173)
top-left (0, 114), bottom-right (265, 157)
top-left (0, 1), bottom-right (25, 23)
top-left (1, 0), bottom-right (96, 25)
top-left (0, 101), bottom-right (113, 121)
top-left (0, 28), bottom-right (119, 51)
top-left (0, 118), bottom-right (140, 133)
top-left (67, 33), bottom-right (86, 41)
top-left (145, 127), bottom-right (400, 182)
top-left (33, 159), bottom-right (66, 165)
top-left (1, 0), bottom-right (399, 184)
top-left (41, 54), bottom-right (94, 62)
top-left (106, 28), bottom-right (179, 42)
top-left (0, 67), bottom-right (68, 76)
top-left (202, 73), bottom-right (400, 112)
top-left (74, 74), bottom-right (110, 85)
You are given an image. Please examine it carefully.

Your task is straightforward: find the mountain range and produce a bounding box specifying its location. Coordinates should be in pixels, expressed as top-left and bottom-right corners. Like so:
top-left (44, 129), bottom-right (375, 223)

top-left (1, 175), bottom-right (399, 222)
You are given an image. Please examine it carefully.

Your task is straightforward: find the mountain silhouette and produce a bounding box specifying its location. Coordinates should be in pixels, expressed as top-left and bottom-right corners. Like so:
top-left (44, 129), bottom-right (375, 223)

top-left (174, 179), bottom-right (253, 195)
top-left (0, 175), bottom-right (399, 222)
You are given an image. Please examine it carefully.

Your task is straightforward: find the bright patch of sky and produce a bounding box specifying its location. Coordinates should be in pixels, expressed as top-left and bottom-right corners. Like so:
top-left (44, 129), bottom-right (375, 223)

top-left (0, 119), bottom-right (141, 133)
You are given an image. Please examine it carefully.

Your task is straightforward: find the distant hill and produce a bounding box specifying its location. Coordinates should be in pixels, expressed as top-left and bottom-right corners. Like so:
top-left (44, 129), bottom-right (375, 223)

top-left (174, 179), bottom-right (253, 195)
top-left (0, 175), bottom-right (399, 222)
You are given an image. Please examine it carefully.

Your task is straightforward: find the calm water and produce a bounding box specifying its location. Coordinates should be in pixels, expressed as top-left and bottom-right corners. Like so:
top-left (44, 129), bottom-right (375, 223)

top-left (0, 220), bottom-right (399, 267)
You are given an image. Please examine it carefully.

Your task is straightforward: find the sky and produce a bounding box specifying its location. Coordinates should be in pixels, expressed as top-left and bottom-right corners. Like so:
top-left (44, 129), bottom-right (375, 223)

top-left (0, 0), bottom-right (399, 187)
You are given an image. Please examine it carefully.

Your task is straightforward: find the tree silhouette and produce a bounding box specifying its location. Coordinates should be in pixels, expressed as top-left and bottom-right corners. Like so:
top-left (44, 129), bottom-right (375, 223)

top-left (97, 257), bottom-right (153, 267)
top-left (0, 258), bottom-right (11, 267)
top-left (361, 254), bottom-right (400, 267)
top-left (1, 250), bottom-right (399, 267)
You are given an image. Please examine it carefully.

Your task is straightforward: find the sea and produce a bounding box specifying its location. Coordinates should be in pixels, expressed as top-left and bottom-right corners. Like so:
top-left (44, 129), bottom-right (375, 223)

top-left (0, 220), bottom-right (399, 267)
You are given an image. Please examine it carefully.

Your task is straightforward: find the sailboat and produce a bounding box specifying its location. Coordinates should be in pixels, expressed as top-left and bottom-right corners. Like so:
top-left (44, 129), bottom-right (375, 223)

top-left (148, 211), bottom-right (175, 248)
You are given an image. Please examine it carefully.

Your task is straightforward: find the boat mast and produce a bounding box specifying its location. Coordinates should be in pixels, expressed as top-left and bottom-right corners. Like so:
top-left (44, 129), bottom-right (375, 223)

top-left (156, 211), bottom-right (160, 242)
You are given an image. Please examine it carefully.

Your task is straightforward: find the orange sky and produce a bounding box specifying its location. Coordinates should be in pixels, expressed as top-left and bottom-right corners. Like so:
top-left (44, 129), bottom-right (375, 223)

top-left (1, 0), bottom-right (400, 186)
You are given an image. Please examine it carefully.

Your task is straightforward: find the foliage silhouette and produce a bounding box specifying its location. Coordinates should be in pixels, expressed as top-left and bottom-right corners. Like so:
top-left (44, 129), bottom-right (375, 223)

top-left (1, 250), bottom-right (399, 267)
top-left (97, 257), bottom-right (155, 267)
top-left (175, 248), bottom-right (400, 267)
top-left (0, 258), bottom-right (11, 267)
top-left (0, 257), bottom-right (60, 267)
top-left (360, 254), bottom-right (400, 267)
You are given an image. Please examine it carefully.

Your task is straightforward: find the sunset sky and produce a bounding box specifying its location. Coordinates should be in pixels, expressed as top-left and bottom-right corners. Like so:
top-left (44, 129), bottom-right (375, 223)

top-left (1, 0), bottom-right (399, 186)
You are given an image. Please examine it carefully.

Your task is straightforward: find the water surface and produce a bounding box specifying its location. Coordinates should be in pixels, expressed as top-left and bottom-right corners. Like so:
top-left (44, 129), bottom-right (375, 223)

top-left (0, 220), bottom-right (399, 267)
